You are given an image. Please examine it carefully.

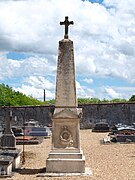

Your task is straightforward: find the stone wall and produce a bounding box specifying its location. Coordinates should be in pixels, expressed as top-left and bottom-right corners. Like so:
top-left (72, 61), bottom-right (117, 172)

top-left (80, 103), bottom-right (135, 128)
top-left (0, 106), bottom-right (54, 127)
top-left (0, 103), bottom-right (135, 128)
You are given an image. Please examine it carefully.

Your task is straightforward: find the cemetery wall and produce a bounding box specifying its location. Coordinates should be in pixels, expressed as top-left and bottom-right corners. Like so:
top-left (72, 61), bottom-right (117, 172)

top-left (80, 103), bottom-right (135, 128)
top-left (0, 106), bottom-right (53, 127)
top-left (0, 103), bottom-right (135, 128)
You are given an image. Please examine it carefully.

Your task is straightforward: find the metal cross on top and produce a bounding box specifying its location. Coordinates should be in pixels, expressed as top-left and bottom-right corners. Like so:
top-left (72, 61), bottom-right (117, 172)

top-left (60, 16), bottom-right (74, 39)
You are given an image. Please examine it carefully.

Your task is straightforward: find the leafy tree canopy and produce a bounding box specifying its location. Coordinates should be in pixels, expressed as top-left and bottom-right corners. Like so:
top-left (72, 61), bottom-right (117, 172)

top-left (129, 95), bottom-right (135, 102)
top-left (0, 83), bottom-right (45, 106)
top-left (78, 97), bottom-right (128, 105)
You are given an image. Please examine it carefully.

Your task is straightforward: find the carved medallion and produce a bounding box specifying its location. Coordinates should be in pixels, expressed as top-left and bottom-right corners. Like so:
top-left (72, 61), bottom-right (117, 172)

top-left (60, 126), bottom-right (73, 147)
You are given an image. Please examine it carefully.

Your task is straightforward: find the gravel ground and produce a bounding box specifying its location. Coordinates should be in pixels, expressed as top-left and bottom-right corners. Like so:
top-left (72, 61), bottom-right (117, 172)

top-left (11, 129), bottom-right (135, 180)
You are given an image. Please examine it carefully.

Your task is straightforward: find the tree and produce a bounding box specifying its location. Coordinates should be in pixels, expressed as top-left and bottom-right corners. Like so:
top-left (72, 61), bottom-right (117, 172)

top-left (0, 83), bottom-right (45, 106)
top-left (129, 95), bottom-right (135, 102)
top-left (78, 98), bottom-right (100, 104)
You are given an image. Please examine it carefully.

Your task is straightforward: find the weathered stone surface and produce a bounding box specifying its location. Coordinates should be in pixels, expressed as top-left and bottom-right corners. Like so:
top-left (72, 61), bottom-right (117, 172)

top-left (52, 116), bottom-right (80, 149)
top-left (54, 39), bottom-right (77, 114)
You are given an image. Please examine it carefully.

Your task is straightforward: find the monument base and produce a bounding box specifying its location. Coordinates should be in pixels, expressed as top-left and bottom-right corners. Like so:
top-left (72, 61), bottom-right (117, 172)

top-left (0, 155), bottom-right (13, 176)
top-left (38, 167), bottom-right (92, 177)
top-left (46, 149), bottom-right (85, 173)
top-left (0, 148), bottom-right (22, 177)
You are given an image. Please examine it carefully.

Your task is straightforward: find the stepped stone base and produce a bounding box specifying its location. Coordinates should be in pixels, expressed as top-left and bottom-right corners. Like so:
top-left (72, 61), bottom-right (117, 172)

top-left (38, 167), bottom-right (92, 177)
top-left (46, 150), bottom-right (85, 173)
top-left (0, 149), bottom-right (22, 169)
top-left (0, 155), bottom-right (13, 175)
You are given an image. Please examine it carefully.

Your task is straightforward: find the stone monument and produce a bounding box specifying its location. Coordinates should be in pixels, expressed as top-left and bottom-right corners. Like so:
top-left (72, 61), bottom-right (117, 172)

top-left (46, 16), bottom-right (85, 174)
top-left (0, 110), bottom-right (16, 150)
top-left (0, 110), bottom-right (22, 176)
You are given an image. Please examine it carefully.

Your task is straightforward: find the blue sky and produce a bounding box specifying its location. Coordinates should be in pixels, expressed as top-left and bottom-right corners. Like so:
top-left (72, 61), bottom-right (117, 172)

top-left (0, 0), bottom-right (135, 101)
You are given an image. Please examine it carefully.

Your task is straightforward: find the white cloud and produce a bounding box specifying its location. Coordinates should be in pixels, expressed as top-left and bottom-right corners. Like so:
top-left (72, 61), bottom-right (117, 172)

top-left (76, 81), bottom-right (88, 98)
top-left (0, 55), bottom-right (56, 80)
top-left (0, 0), bottom-right (135, 100)
top-left (112, 86), bottom-right (135, 100)
top-left (23, 76), bottom-right (55, 90)
top-left (101, 86), bottom-right (135, 100)
top-left (104, 87), bottom-right (121, 99)
top-left (82, 78), bottom-right (93, 84)
top-left (76, 81), bottom-right (95, 98)
top-left (13, 84), bottom-right (55, 100)
top-left (0, 53), bottom-right (14, 80)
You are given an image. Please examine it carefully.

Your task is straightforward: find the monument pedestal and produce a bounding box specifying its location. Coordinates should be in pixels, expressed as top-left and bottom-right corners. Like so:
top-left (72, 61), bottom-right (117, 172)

top-left (46, 158), bottom-right (85, 173)
top-left (46, 108), bottom-right (85, 173)
top-left (46, 150), bottom-right (85, 173)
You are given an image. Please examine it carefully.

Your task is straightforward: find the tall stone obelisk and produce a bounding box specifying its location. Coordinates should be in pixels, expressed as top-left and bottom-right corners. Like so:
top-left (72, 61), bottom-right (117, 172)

top-left (46, 16), bottom-right (85, 174)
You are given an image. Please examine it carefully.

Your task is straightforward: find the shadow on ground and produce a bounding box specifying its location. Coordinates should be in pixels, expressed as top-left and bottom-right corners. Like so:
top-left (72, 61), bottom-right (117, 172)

top-left (15, 167), bottom-right (46, 175)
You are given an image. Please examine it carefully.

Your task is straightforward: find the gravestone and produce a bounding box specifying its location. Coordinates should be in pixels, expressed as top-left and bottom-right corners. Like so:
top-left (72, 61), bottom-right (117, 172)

top-left (92, 122), bottom-right (110, 132)
top-left (46, 17), bottom-right (85, 174)
top-left (0, 110), bottom-right (16, 149)
top-left (0, 110), bottom-right (22, 176)
top-left (110, 126), bottom-right (135, 142)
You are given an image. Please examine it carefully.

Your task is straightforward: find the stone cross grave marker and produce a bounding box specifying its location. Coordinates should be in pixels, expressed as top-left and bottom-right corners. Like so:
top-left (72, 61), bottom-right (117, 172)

top-left (0, 109), bottom-right (16, 149)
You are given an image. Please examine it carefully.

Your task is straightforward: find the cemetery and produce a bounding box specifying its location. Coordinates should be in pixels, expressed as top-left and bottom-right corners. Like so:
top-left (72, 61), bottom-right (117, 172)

top-left (4, 130), bottom-right (134, 180)
top-left (0, 16), bottom-right (135, 179)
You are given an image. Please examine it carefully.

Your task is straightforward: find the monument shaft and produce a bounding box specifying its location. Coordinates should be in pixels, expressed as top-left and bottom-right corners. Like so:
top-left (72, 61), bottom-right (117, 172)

top-left (55, 39), bottom-right (77, 108)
